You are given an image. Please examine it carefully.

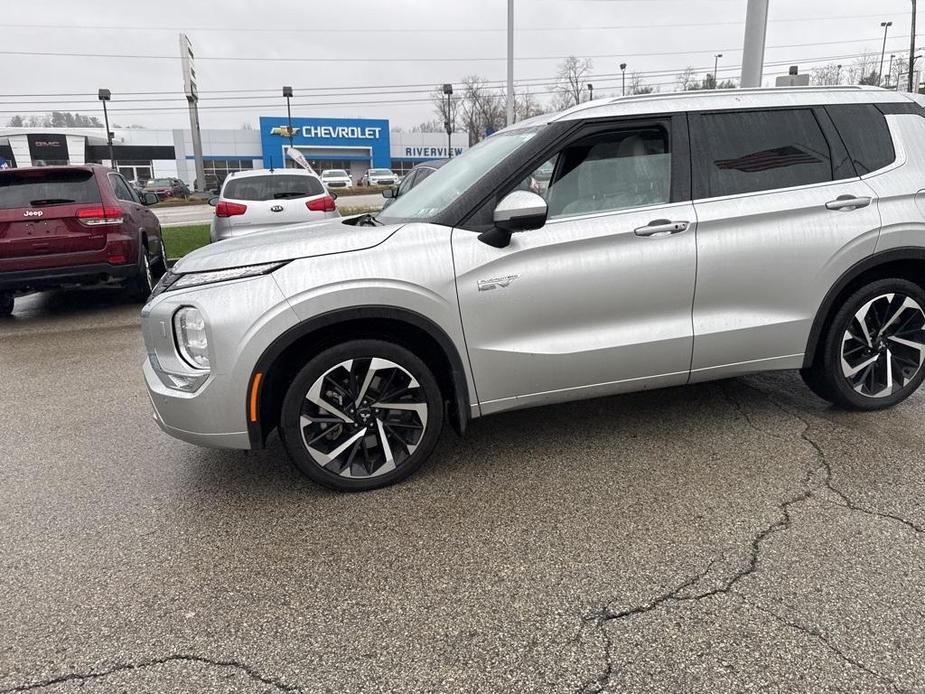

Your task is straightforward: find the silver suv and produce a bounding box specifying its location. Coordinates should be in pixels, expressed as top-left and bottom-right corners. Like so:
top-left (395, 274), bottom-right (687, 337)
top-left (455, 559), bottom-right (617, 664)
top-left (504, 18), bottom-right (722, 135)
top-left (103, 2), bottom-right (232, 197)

top-left (143, 87), bottom-right (925, 491)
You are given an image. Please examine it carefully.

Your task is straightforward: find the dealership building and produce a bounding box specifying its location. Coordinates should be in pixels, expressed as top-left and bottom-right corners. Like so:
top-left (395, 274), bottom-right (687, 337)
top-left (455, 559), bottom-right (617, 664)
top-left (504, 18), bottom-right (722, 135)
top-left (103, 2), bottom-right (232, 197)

top-left (0, 116), bottom-right (469, 185)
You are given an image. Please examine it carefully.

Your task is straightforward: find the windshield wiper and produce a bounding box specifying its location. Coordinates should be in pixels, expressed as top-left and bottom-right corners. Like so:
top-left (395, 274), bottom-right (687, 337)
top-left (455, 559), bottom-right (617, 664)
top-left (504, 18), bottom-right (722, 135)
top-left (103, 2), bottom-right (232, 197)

top-left (29, 198), bottom-right (76, 206)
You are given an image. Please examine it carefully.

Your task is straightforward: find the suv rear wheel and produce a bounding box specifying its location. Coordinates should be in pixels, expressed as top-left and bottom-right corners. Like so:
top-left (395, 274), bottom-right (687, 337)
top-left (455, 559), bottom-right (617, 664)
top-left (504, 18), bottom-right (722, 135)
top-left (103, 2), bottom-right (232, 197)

top-left (127, 245), bottom-right (165, 302)
top-left (811, 278), bottom-right (925, 410)
top-left (0, 292), bottom-right (13, 317)
top-left (279, 340), bottom-right (444, 491)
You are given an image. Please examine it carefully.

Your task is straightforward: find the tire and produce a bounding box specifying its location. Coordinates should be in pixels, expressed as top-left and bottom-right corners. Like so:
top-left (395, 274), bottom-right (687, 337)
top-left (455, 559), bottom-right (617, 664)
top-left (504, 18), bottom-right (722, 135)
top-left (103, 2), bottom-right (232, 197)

top-left (810, 278), bottom-right (925, 410)
top-left (126, 245), bottom-right (163, 302)
top-left (279, 340), bottom-right (444, 492)
top-left (0, 292), bottom-right (13, 317)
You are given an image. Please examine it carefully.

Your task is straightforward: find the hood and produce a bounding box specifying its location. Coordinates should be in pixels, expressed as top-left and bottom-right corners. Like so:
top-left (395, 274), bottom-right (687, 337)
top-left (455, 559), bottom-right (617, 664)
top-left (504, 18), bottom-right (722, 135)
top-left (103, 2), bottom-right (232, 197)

top-left (172, 217), bottom-right (402, 273)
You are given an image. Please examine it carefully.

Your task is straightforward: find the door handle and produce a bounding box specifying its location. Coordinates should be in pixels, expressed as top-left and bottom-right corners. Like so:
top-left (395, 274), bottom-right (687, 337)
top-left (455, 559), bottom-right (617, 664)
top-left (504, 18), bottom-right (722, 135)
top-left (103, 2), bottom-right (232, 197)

top-left (634, 219), bottom-right (690, 237)
top-left (825, 195), bottom-right (872, 211)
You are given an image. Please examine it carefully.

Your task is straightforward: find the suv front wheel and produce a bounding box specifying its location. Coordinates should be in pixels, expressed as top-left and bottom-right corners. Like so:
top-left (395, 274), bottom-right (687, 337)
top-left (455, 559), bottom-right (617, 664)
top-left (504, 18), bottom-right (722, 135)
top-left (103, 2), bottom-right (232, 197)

top-left (811, 278), bottom-right (925, 410)
top-left (279, 340), bottom-right (444, 491)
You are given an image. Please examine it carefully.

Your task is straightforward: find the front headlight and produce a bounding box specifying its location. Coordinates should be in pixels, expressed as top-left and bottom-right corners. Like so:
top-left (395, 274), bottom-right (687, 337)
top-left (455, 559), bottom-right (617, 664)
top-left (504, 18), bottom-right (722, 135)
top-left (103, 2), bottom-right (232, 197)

top-left (156, 261), bottom-right (289, 295)
top-left (173, 307), bottom-right (210, 370)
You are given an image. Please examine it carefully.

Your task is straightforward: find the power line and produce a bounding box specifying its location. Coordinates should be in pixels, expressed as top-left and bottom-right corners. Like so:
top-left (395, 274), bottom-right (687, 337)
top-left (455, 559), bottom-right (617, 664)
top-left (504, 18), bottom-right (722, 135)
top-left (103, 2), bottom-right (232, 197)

top-left (0, 11), bottom-right (912, 34)
top-left (0, 34), bottom-right (914, 64)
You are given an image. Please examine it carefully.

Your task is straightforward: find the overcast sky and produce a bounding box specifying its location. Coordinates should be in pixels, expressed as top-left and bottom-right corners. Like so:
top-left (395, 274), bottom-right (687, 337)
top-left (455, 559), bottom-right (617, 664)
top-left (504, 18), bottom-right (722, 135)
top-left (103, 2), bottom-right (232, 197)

top-left (1, 0), bottom-right (917, 130)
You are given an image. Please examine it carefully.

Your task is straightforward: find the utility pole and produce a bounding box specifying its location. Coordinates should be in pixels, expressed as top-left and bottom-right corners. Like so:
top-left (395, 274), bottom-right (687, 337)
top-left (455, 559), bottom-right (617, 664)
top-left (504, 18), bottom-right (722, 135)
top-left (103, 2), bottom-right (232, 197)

top-left (713, 53), bottom-right (723, 88)
top-left (910, 0), bottom-right (918, 93)
top-left (620, 63), bottom-right (627, 96)
top-left (506, 0), bottom-right (514, 126)
top-left (741, 0), bottom-right (769, 88)
top-left (879, 21), bottom-right (893, 86)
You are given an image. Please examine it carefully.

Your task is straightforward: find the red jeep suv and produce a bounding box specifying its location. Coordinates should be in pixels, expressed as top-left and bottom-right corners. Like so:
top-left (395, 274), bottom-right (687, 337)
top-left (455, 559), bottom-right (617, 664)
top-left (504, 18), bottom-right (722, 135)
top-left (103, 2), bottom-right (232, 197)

top-left (0, 165), bottom-right (166, 316)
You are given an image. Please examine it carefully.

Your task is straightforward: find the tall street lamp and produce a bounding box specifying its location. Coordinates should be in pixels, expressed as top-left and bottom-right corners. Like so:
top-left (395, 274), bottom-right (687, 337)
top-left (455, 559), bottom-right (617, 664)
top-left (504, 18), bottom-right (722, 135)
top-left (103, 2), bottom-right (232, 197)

top-left (911, 0), bottom-right (919, 93)
top-left (713, 53), bottom-right (723, 88)
top-left (442, 83), bottom-right (454, 158)
top-left (888, 54), bottom-right (896, 88)
top-left (879, 21), bottom-right (893, 86)
top-left (836, 64), bottom-right (843, 84)
top-left (97, 88), bottom-right (115, 170)
top-left (282, 86), bottom-right (294, 150)
top-left (620, 63), bottom-right (627, 96)
top-left (587, 83), bottom-right (594, 101)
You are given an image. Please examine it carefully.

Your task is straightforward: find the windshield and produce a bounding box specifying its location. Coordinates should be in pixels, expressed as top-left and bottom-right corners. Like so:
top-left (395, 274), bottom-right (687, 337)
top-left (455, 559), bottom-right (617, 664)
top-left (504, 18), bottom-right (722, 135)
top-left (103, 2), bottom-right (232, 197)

top-left (149, 179), bottom-right (172, 186)
top-left (323, 170), bottom-right (347, 177)
top-left (0, 169), bottom-right (101, 209)
top-left (377, 127), bottom-right (541, 222)
top-left (223, 174), bottom-right (324, 201)
top-left (369, 169), bottom-right (393, 175)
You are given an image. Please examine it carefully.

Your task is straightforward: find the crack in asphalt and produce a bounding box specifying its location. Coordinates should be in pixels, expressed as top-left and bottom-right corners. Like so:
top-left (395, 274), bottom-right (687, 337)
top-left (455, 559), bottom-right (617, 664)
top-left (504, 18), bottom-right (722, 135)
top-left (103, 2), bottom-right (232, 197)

top-left (574, 381), bottom-right (921, 692)
top-left (0, 654), bottom-right (304, 693)
top-left (738, 597), bottom-right (908, 693)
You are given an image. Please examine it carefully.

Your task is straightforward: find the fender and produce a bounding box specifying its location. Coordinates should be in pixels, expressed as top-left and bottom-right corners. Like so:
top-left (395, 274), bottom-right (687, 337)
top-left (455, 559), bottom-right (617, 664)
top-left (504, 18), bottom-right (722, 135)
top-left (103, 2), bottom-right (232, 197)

top-left (803, 247), bottom-right (925, 367)
top-left (246, 305), bottom-right (471, 447)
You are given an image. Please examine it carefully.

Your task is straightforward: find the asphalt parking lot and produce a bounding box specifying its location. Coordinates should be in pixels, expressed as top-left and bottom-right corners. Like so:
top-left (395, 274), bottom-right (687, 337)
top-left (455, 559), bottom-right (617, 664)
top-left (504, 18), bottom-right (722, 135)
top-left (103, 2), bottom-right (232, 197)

top-left (2, 288), bottom-right (924, 693)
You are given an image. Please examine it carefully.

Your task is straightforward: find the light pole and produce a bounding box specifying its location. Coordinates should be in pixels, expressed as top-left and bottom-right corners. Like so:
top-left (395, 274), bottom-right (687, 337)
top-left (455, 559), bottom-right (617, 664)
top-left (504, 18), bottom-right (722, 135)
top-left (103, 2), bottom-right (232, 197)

top-left (910, 0), bottom-right (917, 92)
top-left (713, 53), bottom-right (723, 88)
top-left (836, 64), bottom-right (842, 84)
top-left (620, 63), bottom-right (627, 96)
top-left (282, 86), bottom-right (294, 150)
top-left (97, 89), bottom-right (115, 170)
top-left (879, 21), bottom-right (893, 86)
top-left (442, 83), bottom-right (454, 158)
top-left (888, 54), bottom-right (896, 88)
top-left (587, 83), bottom-right (594, 101)
top-left (506, 0), bottom-right (514, 126)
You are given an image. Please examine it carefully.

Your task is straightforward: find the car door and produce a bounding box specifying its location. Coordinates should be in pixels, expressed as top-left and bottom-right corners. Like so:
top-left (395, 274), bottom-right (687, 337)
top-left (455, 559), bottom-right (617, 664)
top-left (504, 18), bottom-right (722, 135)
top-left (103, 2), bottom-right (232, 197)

top-left (109, 173), bottom-right (162, 257)
top-left (688, 107), bottom-right (882, 381)
top-left (453, 117), bottom-right (698, 414)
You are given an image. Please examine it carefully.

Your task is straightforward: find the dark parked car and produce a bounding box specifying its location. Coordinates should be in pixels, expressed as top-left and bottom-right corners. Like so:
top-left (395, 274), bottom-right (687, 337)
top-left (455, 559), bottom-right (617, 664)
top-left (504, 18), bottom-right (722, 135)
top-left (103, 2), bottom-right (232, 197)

top-left (381, 159), bottom-right (447, 209)
top-left (144, 177), bottom-right (189, 200)
top-left (0, 165), bottom-right (165, 316)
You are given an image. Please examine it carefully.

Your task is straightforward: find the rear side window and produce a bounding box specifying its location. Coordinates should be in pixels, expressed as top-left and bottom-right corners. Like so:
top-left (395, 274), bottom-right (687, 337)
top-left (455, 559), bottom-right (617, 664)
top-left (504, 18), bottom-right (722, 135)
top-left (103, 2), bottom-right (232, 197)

top-left (223, 174), bottom-right (323, 201)
top-left (0, 169), bottom-right (101, 209)
top-left (826, 104), bottom-right (895, 175)
top-left (692, 109), bottom-right (832, 198)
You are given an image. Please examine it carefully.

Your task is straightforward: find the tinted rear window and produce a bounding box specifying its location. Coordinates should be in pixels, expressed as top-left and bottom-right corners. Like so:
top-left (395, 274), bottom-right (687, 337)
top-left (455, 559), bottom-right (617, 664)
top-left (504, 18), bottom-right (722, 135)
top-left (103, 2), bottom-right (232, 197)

top-left (826, 104), bottom-right (895, 175)
top-left (0, 169), bottom-right (101, 209)
top-left (692, 109), bottom-right (832, 198)
top-left (223, 175), bottom-right (323, 201)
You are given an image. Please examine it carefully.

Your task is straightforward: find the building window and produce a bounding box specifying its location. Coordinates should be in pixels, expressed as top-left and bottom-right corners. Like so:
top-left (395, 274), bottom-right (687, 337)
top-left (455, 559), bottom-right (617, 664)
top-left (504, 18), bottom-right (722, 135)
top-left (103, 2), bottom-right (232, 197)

top-left (203, 159), bottom-right (254, 187)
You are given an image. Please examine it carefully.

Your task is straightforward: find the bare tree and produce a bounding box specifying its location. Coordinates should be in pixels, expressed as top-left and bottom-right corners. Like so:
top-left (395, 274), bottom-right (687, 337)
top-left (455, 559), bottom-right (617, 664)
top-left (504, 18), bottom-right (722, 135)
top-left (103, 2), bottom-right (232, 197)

top-left (456, 75), bottom-right (506, 144)
top-left (514, 89), bottom-right (544, 121)
top-left (811, 63), bottom-right (842, 86)
top-left (554, 56), bottom-right (593, 108)
top-left (847, 50), bottom-right (880, 85)
top-left (629, 72), bottom-right (654, 95)
top-left (676, 67), bottom-right (697, 91)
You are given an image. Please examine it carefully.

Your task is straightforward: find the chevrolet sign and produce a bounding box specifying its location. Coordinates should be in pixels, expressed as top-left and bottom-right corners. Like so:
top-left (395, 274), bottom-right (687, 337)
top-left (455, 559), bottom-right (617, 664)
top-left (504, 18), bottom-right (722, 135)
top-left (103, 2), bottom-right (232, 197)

top-left (301, 125), bottom-right (382, 139)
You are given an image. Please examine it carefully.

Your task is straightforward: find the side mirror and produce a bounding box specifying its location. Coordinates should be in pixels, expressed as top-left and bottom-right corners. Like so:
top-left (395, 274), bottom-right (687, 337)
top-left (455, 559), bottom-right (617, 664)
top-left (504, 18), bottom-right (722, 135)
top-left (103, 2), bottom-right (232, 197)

top-left (479, 190), bottom-right (548, 248)
top-left (382, 186), bottom-right (397, 199)
top-left (208, 196), bottom-right (219, 207)
top-left (143, 192), bottom-right (159, 206)
top-left (329, 190), bottom-right (338, 201)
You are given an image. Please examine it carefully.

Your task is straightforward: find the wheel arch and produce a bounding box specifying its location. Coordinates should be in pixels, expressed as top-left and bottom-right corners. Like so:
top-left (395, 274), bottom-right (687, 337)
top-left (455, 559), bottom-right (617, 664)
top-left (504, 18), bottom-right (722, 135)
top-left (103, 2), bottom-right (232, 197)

top-left (804, 247), bottom-right (925, 368)
top-left (247, 306), bottom-right (471, 448)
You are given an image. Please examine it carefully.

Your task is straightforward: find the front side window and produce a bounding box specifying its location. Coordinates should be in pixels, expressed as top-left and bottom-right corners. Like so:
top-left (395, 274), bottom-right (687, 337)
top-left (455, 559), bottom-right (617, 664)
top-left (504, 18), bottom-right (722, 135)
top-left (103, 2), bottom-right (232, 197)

top-left (521, 127), bottom-right (671, 220)
top-left (378, 127), bottom-right (541, 222)
top-left (223, 174), bottom-right (323, 201)
top-left (109, 174), bottom-right (134, 202)
top-left (693, 109), bottom-right (833, 198)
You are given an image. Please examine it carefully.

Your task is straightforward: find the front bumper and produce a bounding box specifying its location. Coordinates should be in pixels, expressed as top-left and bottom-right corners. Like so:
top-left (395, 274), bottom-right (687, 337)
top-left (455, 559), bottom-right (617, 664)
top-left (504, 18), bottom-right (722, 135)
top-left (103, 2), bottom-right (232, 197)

top-left (140, 273), bottom-right (300, 450)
